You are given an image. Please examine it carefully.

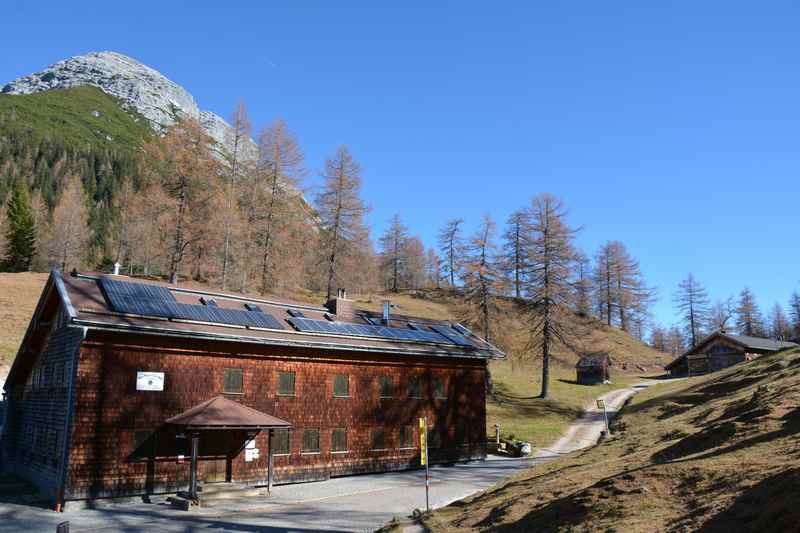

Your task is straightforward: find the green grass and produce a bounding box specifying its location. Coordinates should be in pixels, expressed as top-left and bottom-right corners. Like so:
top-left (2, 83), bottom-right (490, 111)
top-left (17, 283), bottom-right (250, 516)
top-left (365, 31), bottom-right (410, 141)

top-left (0, 85), bottom-right (152, 152)
top-left (487, 360), bottom-right (640, 445)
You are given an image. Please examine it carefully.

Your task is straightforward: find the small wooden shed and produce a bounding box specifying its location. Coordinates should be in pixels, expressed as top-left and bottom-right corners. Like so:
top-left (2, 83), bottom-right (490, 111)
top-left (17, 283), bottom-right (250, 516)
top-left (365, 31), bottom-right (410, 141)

top-left (576, 354), bottom-right (610, 385)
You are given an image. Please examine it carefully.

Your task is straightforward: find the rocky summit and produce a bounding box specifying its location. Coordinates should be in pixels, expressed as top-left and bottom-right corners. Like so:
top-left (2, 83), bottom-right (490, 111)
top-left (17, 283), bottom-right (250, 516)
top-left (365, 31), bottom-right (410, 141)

top-left (2, 51), bottom-right (255, 156)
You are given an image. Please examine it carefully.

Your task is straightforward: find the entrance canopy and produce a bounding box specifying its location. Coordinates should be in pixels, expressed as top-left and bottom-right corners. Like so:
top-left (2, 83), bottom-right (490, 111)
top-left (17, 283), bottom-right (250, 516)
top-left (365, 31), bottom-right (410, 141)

top-left (166, 396), bottom-right (292, 430)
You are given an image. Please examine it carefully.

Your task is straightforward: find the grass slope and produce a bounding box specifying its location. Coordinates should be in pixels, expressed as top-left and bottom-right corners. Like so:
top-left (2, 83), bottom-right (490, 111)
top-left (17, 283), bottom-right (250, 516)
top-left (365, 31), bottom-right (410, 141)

top-left (424, 348), bottom-right (800, 532)
top-left (0, 85), bottom-right (152, 152)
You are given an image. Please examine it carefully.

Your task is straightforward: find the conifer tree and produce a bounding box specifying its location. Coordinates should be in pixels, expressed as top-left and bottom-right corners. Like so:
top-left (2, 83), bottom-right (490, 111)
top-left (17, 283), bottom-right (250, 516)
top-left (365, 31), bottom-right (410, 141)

top-left (1, 180), bottom-right (37, 272)
top-left (501, 209), bottom-right (530, 298)
top-left (673, 273), bottom-right (710, 348)
top-left (768, 302), bottom-right (790, 341)
top-left (522, 194), bottom-right (578, 399)
top-left (789, 291), bottom-right (800, 339)
top-left (379, 214), bottom-right (409, 293)
top-left (735, 287), bottom-right (764, 337)
top-left (438, 218), bottom-right (464, 289)
top-left (43, 176), bottom-right (90, 271)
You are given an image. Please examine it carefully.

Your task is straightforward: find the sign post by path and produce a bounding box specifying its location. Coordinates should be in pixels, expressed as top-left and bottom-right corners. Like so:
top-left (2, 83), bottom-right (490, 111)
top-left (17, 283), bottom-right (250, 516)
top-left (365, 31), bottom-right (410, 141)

top-left (419, 417), bottom-right (430, 512)
top-left (597, 399), bottom-right (611, 435)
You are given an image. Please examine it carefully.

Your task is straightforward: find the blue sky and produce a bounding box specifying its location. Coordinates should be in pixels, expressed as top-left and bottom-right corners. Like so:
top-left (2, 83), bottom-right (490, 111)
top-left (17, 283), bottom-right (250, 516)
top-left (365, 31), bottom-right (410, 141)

top-left (3, 2), bottom-right (800, 329)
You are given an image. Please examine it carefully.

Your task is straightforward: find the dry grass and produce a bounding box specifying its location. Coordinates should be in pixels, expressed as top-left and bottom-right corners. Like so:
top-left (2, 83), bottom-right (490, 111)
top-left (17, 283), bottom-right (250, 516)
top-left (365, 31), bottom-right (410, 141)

top-left (0, 272), bottom-right (50, 374)
top-left (423, 348), bottom-right (800, 532)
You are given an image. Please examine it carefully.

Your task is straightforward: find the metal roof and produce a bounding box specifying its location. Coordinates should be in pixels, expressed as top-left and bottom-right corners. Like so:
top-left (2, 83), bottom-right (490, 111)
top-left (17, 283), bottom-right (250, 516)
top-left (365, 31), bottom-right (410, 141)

top-left (664, 330), bottom-right (798, 369)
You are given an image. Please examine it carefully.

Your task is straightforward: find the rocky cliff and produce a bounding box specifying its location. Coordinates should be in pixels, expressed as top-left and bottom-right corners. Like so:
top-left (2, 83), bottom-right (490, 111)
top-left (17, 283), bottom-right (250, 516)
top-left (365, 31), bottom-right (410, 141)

top-left (2, 51), bottom-right (256, 157)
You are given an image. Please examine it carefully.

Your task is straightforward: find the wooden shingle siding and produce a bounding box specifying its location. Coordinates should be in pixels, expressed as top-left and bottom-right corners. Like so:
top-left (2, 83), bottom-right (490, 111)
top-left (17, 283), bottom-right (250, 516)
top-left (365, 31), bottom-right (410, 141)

top-left (2, 325), bottom-right (84, 501)
top-left (63, 331), bottom-right (486, 499)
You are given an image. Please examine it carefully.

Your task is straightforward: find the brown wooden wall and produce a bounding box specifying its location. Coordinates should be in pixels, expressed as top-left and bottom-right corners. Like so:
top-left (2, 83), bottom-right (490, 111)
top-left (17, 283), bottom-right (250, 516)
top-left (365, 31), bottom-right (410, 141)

top-left (65, 331), bottom-right (487, 499)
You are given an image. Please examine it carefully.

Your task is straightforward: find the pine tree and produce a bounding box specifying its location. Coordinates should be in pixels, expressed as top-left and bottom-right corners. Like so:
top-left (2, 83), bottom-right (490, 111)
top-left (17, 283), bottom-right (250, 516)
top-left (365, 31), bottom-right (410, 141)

top-left (573, 251), bottom-right (592, 316)
top-left (522, 194), bottom-right (578, 399)
top-left (768, 303), bottom-right (790, 341)
top-left (438, 218), bottom-right (464, 289)
top-left (789, 291), bottom-right (800, 340)
top-left (316, 146), bottom-right (370, 301)
top-left (673, 273), bottom-right (710, 348)
top-left (501, 209), bottom-right (530, 298)
top-left (735, 288), bottom-right (764, 337)
top-left (379, 214), bottom-right (409, 292)
top-left (1, 180), bottom-right (37, 272)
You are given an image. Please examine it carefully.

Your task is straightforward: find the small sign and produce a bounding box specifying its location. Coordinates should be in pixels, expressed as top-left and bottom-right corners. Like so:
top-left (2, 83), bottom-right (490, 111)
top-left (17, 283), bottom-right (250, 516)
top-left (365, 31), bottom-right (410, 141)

top-left (246, 439), bottom-right (256, 450)
top-left (136, 372), bottom-right (164, 391)
top-left (419, 418), bottom-right (427, 465)
top-left (177, 454), bottom-right (185, 465)
top-left (596, 399), bottom-right (605, 410)
top-left (245, 448), bottom-right (260, 462)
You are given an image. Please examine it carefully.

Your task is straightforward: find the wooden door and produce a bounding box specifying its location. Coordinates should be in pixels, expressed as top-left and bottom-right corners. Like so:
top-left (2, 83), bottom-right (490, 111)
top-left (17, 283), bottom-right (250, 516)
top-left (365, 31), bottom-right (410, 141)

top-left (202, 458), bottom-right (228, 483)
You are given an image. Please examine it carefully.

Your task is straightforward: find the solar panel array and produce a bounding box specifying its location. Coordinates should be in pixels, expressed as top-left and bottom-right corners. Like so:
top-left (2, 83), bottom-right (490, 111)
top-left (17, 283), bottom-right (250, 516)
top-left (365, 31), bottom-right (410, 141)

top-left (100, 278), bottom-right (285, 330)
top-left (429, 325), bottom-right (475, 347)
top-left (287, 317), bottom-right (474, 347)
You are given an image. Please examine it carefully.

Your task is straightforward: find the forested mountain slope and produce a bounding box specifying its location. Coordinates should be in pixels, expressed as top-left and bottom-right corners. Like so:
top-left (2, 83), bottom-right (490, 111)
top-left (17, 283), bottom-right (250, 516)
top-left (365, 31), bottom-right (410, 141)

top-left (424, 348), bottom-right (800, 532)
top-left (0, 86), bottom-right (150, 253)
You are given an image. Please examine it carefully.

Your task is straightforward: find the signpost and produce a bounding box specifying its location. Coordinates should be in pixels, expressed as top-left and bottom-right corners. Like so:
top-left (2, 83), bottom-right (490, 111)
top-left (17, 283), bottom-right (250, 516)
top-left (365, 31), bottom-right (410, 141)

top-left (596, 399), bottom-right (611, 435)
top-left (419, 417), bottom-right (430, 512)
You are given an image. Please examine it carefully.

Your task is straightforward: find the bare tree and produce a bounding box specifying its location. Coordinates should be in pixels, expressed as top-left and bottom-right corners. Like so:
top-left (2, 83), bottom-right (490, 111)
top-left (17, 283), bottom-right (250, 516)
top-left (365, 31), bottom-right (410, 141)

top-left (593, 243), bottom-right (615, 326)
top-left (522, 194), bottom-right (578, 399)
top-left (142, 118), bottom-right (220, 284)
top-left (650, 325), bottom-right (668, 352)
top-left (42, 177), bottom-right (90, 271)
top-left (673, 273), bottom-right (710, 348)
top-left (501, 209), bottom-right (530, 298)
top-left (768, 302), bottom-right (791, 341)
top-left (316, 146), bottom-right (370, 301)
top-left (708, 297), bottom-right (735, 332)
top-left (402, 236), bottom-right (427, 290)
top-left (789, 291), bottom-right (800, 340)
top-left (573, 250), bottom-right (592, 316)
top-left (438, 218), bottom-right (464, 289)
top-left (254, 118), bottom-right (304, 294)
top-left (379, 214), bottom-right (409, 292)
top-left (665, 326), bottom-right (686, 355)
top-left (425, 248), bottom-right (442, 289)
top-left (221, 99), bottom-right (252, 290)
top-left (736, 287), bottom-right (764, 337)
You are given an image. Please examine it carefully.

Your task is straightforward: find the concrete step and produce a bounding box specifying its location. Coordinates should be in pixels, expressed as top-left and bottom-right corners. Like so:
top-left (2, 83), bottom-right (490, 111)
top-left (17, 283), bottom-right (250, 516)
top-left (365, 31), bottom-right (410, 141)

top-left (198, 483), bottom-right (262, 502)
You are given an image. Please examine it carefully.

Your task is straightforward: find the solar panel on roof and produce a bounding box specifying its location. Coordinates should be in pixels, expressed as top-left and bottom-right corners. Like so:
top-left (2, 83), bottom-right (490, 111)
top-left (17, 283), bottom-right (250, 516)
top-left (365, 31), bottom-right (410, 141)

top-left (429, 325), bottom-right (474, 347)
top-left (99, 277), bottom-right (284, 331)
top-left (200, 297), bottom-right (218, 307)
top-left (244, 303), bottom-right (263, 312)
top-left (287, 317), bottom-right (466, 346)
top-left (287, 309), bottom-right (306, 318)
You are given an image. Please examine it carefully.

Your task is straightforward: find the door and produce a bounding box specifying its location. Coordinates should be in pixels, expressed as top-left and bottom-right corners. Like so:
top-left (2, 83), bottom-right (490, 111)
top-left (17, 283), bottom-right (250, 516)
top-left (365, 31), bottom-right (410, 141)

top-left (202, 458), bottom-right (228, 483)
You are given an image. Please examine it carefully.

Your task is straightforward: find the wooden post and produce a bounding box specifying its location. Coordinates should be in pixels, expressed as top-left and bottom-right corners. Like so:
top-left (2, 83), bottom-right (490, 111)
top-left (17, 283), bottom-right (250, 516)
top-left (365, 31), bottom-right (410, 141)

top-left (189, 432), bottom-right (199, 502)
top-left (267, 429), bottom-right (274, 494)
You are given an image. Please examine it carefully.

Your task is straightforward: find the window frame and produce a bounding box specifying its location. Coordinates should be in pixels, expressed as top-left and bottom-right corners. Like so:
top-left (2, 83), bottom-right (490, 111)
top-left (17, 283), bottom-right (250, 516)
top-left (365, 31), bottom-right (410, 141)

top-left (407, 376), bottom-right (422, 399)
top-left (272, 428), bottom-right (291, 456)
top-left (370, 427), bottom-right (387, 451)
top-left (379, 376), bottom-right (394, 399)
top-left (223, 367), bottom-right (244, 395)
top-left (400, 425), bottom-right (415, 449)
top-left (331, 428), bottom-right (348, 454)
top-left (433, 377), bottom-right (447, 399)
top-left (333, 374), bottom-right (350, 398)
top-left (277, 371), bottom-right (296, 397)
top-left (301, 428), bottom-right (321, 454)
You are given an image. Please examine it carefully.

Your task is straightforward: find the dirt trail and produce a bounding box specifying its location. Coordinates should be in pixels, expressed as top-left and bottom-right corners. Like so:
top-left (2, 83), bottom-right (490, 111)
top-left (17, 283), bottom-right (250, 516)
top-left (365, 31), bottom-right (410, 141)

top-left (533, 380), bottom-right (658, 459)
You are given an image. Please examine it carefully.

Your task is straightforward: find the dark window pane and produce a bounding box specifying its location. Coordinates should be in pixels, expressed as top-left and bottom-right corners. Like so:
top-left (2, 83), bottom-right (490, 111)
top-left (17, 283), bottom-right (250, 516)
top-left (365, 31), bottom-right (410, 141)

top-left (331, 428), bottom-right (347, 452)
top-left (371, 428), bottom-right (385, 450)
top-left (433, 378), bottom-right (446, 399)
top-left (407, 377), bottom-right (421, 398)
top-left (302, 428), bottom-right (320, 453)
top-left (429, 427), bottom-right (442, 449)
top-left (273, 429), bottom-right (290, 454)
top-left (333, 374), bottom-right (349, 397)
top-left (223, 368), bottom-right (243, 394)
top-left (379, 376), bottom-right (393, 398)
top-left (400, 425), bottom-right (414, 448)
top-left (132, 430), bottom-right (153, 460)
top-left (278, 372), bottom-right (296, 396)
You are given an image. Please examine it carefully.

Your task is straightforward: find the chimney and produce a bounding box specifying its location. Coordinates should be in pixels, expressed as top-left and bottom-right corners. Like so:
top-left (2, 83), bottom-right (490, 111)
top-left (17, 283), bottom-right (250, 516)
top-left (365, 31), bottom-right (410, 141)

top-left (382, 300), bottom-right (390, 325)
top-left (325, 288), bottom-right (357, 321)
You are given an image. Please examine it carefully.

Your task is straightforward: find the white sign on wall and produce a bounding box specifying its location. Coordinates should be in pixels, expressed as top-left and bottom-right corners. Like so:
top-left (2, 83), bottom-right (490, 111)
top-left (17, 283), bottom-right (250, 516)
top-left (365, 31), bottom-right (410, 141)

top-left (136, 372), bottom-right (165, 391)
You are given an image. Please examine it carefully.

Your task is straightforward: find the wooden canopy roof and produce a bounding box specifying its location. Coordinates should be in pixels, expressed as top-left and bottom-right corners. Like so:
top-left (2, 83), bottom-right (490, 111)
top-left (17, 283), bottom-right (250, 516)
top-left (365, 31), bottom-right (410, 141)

top-left (165, 396), bottom-right (292, 430)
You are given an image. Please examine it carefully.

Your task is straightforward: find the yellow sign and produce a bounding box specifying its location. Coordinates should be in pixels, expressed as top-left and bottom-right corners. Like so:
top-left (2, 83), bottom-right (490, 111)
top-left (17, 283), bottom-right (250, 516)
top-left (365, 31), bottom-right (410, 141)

top-left (419, 417), bottom-right (427, 465)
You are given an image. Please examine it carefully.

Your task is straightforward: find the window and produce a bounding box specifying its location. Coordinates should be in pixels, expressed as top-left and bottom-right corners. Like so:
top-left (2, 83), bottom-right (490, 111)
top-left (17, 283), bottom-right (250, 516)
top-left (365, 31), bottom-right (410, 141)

top-left (132, 430), bottom-right (153, 460)
top-left (371, 427), bottom-right (386, 450)
top-left (302, 428), bottom-right (320, 453)
top-left (272, 429), bottom-right (290, 455)
top-left (379, 376), bottom-right (394, 398)
top-left (331, 428), bottom-right (347, 452)
top-left (333, 374), bottom-right (349, 397)
top-left (433, 378), bottom-right (447, 399)
top-left (223, 368), bottom-right (243, 394)
top-left (428, 427), bottom-right (442, 449)
top-left (400, 425), bottom-right (415, 448)
top-left (278, 371), bottom-right (295, 396)
top-left (407, 377), bottom-right (422, 398)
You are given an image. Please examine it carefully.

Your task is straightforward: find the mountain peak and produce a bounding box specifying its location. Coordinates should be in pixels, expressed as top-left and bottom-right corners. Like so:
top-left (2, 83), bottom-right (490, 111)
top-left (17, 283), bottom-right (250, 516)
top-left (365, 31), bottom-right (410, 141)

top-left (2, 50), bottom-right (250, 154)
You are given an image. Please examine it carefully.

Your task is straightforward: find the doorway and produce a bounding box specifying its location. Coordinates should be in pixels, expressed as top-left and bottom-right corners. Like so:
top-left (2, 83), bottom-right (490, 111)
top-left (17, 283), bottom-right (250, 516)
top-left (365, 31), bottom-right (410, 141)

top-left (202, 458), bottom-right (228, 483)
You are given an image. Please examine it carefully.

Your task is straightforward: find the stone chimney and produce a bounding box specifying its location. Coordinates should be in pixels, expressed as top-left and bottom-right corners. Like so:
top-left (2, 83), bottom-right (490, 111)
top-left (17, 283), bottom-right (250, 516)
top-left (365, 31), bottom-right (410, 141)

top-left (326, 288), bottom-right (357, 321)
